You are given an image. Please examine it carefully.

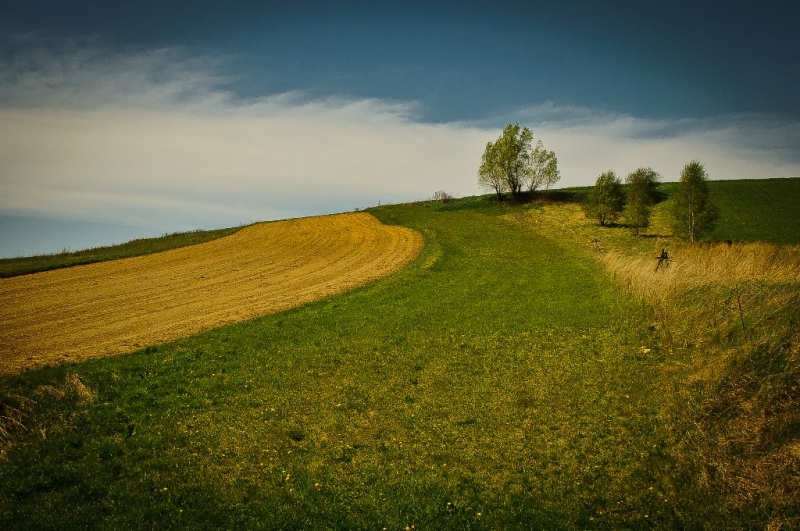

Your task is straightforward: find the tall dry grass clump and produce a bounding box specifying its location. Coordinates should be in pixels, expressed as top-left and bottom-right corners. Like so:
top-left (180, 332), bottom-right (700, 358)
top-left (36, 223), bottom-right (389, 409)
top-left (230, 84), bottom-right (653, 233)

top-left (64, 373), bottom-right (94, 405)
top-left (601, 241), bottom-right (800, 527)
top-left (0, 393), bottom-right (35, 460)
top-left (0, 373), bottom-right (94, 459)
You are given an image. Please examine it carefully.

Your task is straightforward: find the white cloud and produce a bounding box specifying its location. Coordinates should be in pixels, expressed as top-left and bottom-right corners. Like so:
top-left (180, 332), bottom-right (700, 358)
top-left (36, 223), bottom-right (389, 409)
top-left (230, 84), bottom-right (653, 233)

top-left (1, 41), bottom-right (798, 232)
top-left (507, 103), bottom-right (800, 184)
top-left (0, 102), bottom-right (489, 229)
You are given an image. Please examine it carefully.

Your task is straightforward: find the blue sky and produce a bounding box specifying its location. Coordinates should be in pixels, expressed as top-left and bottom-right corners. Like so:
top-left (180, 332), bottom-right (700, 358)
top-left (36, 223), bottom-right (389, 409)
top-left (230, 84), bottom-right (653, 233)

top-left (1, 1), bottom-right (799, 256)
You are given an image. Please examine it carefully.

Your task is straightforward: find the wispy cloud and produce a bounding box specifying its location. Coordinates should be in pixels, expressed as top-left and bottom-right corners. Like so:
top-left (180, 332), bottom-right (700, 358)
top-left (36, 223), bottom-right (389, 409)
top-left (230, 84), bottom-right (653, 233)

top-left (1, 40), bottom-right (798, 231)
top-left (0, 39), bottom-right (489, 228)
top-left (1, 35), bottom-right (231, 110)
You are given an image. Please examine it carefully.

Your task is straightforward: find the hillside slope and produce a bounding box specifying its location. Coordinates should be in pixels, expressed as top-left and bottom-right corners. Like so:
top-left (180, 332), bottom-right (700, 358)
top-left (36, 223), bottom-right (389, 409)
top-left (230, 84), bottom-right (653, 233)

top-left (1, 179), bottom-right (798, 529)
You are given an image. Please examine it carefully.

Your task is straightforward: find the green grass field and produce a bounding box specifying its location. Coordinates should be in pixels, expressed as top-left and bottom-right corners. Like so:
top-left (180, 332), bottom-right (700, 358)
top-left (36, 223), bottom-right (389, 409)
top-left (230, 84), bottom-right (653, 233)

top-left (1, 179), bottom-right (798, 529)
top-left (707, 178), bottom-right (800, 243)
top-left (0, 226), bottom-right (243, 278)
top-left (656, 177), bottom-right (800, 242)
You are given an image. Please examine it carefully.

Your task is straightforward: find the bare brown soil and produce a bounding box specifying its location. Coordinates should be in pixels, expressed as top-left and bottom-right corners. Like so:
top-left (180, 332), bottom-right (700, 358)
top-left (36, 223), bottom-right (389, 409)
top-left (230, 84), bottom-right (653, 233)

top-left (0, 213), bottom-right (423, 375)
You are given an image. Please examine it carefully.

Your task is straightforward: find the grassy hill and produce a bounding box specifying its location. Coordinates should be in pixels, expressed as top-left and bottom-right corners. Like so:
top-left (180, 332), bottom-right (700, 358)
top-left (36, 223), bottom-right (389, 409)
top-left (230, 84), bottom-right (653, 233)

top-left (1, 178), bottom-right (798, 529)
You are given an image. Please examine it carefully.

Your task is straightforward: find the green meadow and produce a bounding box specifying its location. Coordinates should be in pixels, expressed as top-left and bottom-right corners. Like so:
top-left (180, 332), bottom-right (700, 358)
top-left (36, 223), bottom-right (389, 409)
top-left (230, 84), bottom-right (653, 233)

top-left (1, 178), bottom-right (798, 529)
top-left (656, 177), bottom-right (800, 243)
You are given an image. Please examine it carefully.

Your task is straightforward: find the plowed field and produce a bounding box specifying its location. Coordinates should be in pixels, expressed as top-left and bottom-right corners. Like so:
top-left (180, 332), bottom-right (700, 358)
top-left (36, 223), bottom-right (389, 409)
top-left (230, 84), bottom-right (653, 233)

top-left (0, 213), bottom-right (423, 375)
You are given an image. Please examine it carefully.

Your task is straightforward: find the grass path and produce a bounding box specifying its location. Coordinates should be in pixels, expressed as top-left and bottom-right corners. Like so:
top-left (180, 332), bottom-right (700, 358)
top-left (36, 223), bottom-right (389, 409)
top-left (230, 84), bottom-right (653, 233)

top-left (0, 201), bottom-right (682, 529)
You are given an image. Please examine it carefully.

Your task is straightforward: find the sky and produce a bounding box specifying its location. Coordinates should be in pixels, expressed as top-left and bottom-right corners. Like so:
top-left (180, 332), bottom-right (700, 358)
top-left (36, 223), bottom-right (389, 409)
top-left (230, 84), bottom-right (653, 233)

top-left (1, 1), bottom-right (799, 256)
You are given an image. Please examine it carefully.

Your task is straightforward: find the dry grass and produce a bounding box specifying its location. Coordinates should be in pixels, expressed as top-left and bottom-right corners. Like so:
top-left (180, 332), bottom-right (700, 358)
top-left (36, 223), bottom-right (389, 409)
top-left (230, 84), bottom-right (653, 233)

top-left (64, 373), bottom-right (94, 405)
top-left (596, 241), bottom-right (799, 367)
top-left (0, 393), bottom-right (34, 460)
top-left (1, 373), bottom-right (94, 459)
top-left (600, 241), bottom-right (800, 299)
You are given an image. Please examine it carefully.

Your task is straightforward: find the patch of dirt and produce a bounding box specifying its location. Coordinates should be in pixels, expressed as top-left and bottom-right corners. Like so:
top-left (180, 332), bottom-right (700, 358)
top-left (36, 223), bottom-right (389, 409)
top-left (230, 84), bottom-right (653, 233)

top-left (0, 213), bottom-right (423, 374)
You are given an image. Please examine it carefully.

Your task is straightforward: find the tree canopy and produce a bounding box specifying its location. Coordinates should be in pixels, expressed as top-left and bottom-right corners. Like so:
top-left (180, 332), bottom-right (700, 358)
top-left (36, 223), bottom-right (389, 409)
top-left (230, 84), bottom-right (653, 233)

top-left (477, 124), bottom-right (558, 199)
top-left (671, 160), bottom-right (718, 242)
top-left (624, 167), bottom-right (661, 235)
top-left (584, 171), bottom-right (624, 226)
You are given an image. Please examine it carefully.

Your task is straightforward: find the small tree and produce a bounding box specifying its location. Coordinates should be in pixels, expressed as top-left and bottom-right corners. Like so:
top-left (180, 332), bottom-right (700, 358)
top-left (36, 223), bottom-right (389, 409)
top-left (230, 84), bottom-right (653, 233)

top-left (584, 171), bottom-right (624, 226)
top-left (528, 140), bottom-right (560, 192)
top-left (671, 160), bottom-right (718, 242)
top-left (432, 190), bottom-right (454, 202)
top-left (477, 123), bottom-right (533, 199)
top-left (624, 167), bottom-right (661, 235)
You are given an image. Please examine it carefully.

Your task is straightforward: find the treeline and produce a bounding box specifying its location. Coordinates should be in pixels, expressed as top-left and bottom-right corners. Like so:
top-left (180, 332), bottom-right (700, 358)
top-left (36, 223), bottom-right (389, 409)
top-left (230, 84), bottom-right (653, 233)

top-left (584, 160), bottom-right (719, 242)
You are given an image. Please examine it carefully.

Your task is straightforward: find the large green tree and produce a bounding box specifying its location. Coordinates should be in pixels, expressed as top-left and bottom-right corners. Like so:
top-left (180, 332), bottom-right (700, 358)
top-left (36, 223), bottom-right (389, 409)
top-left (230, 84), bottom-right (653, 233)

top-left (477, 123), bottom-right (533, 199)
top-left (529, 140), bottom-right (560, 192)
top-left (624, 167), bottom-right (661, 235)
top-left (671, 160), bottom-right (718, 242)
top-left (584, 171), bottom-right (625, 226)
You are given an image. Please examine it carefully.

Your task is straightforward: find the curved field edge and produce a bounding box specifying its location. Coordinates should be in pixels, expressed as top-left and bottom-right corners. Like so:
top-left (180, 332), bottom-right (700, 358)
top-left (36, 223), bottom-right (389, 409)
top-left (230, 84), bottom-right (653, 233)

top-left (0, 212), bottom-right (423, 375)
top-left (0, 226), bottom-right (245, 279)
